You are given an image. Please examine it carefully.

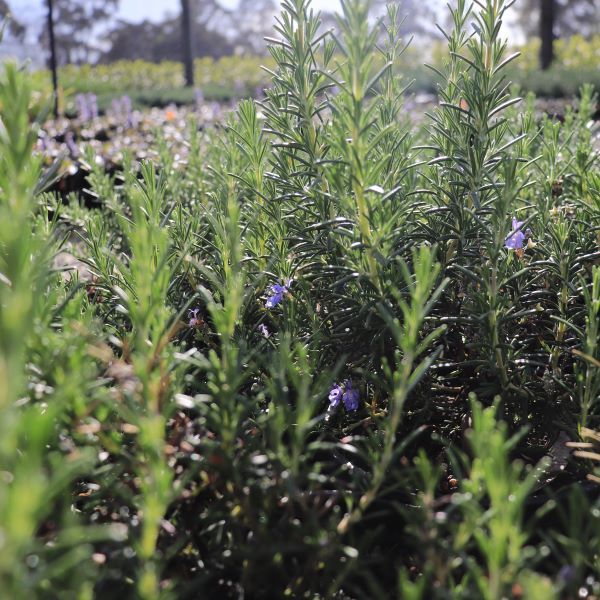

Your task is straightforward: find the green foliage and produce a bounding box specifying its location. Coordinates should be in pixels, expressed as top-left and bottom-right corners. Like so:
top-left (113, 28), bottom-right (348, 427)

top-left (30, 57), bottom-right (275, 110)
top-left (30, 36), bottom-right (600, 109)
top-left (518, 34), bottom-right (600, 71)
top-left (0, 62), bottom-right (120, 599)
top-left (2, 1), bottom-right (600, 598)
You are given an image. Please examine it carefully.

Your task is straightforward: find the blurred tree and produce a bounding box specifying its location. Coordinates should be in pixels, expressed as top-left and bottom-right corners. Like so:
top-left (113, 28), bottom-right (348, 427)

top-left (318, 0), bottom-right (437, 46)
top-left (102, 0), bottom-right (274, 63)
top-left (0, 1), bottom-right (25, 39)
top-left (181, 0), bottom-right (194, 86)
top-left (38, 0), bottom-right (119, 65)
top-left (46, 0), bottom-right (59, 117)
top-left (230, 0), bottom-right (276, 54)
top-left (373, 0), bottom-right (438, 38)
top-left (515, 0), bottom-right (599, 69)
top-left (101, 18), bottom-right (234, 63)
top-left (539, 0), bottom-right (554, 70)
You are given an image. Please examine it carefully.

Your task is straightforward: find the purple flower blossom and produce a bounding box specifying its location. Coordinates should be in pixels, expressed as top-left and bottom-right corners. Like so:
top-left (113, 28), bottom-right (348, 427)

top-left (37, 133), bottom-right (48, 152)
top-left (121, 95), bottom-right (132, 114)
top-left (76, 93), bottom-right (98, 122)
top-left (87, 93), bottom-right (98, 119)
top-left (121, 95), bottom-right (134, 127)
top-left (328, 380), bottom-right (360, 411)
top-left (265, 279), bottom-right (292, 309)
top-left (258, 323), bottom-right (270, 338)
top-left (65, 132), bottom-right (79, 158)
top-left (111, 96), bottom-right (136, 128)
top-left (194, 87), bottom-right (204, 112)
top-left (110, 98), bottom-right (121, 116)
top-left (558, 565), bottom-right (576, 584)
top-left (328, 384), bottom-right (343, 408)
top-left (342, 380), bottom-right (360, 411)
top-left (505, 217), bottom-right (526, 250)
top-left (209, 101), bottom-right (222, 121)
top-left (76, 93), bottom-right (90, 122)
top-left (188, 308), bottom-right (202, 328)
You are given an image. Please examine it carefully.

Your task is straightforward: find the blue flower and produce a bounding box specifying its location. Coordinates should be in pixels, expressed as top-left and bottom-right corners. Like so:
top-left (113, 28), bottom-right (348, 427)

top-left (188, 308), bottom-right (202, 328)
top-left (328, 384), bottom-right (343, 408)
top-left (329, 380), bottom-right (360, 411)
top-left (505, 217), bottom-right (526, 250)
top-left (342, 380), bottom-right (360, 411)
top-left (265, 279), bottom-right (292, 309)
top-left (265, 284), bottom-right (285, 308)
top-left (558, 565), bottom-right (576, 584)
top-left (258, 323), bottom-right (270, 338)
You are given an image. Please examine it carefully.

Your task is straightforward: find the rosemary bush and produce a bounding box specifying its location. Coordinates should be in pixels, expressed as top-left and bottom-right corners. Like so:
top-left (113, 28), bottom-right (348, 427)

top-left (1, 1), bottom-right (599, 598)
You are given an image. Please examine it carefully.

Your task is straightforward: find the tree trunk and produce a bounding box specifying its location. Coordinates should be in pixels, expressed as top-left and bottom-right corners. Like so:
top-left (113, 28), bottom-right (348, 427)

top-left (46, 0), bottom-right (59, 117)
top-left (540, 0), bottom-right (555, 70)
top-left (181, 0), bottom-right (194, 86)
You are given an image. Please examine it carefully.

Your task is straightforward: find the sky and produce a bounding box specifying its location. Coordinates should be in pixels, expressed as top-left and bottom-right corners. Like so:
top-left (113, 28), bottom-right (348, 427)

top-left (5, 0), bottom-right (523, 64)
top-left (113, 0), bottom-right (341, 21)
top-left (11, 0), bottom-right (525, 34)
top-left (11, 0), bottom-right (342, 29)
top-left (3, 0), bottom-right (346, 66)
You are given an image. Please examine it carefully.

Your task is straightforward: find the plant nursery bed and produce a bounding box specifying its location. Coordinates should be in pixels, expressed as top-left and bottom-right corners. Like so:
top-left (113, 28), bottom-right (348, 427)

top-left (3, 0), bottom-right (600, 598)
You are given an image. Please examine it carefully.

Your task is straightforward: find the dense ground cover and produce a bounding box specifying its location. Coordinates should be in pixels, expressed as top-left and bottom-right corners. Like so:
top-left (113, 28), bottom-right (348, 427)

top-left (1, 0), bottom-right (600, 598)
